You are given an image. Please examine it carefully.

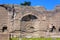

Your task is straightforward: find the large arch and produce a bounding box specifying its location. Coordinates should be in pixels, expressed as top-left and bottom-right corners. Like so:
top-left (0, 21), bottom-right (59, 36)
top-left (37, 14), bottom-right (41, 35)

top-left (21, 14), bottom-right (38, 21)
top-left (20, 14), bottom-right (39, 33)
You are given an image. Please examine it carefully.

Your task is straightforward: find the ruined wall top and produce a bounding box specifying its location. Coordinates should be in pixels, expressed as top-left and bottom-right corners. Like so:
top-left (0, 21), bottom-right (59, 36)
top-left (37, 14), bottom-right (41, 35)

top-left (0, 4), bottom-right (60, 12)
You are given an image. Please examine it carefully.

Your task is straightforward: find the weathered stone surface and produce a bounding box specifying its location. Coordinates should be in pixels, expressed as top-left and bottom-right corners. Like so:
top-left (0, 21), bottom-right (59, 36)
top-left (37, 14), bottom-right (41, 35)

top-left (0, 5), bottom-right (60, 38)
top-left (0, 33), bottom-right (9, 40)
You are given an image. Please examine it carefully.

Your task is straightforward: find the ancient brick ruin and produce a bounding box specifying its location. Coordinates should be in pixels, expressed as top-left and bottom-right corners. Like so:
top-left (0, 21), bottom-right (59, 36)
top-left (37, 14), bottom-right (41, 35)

top-left (0, 5), bottom-right (60, 40)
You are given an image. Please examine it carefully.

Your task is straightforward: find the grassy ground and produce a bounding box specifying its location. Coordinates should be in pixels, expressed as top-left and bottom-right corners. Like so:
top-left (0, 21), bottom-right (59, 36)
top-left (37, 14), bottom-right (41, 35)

top-left (10, 37), bottom-right (19, 40)
top-left (10, 37), bottom-right (60, 40)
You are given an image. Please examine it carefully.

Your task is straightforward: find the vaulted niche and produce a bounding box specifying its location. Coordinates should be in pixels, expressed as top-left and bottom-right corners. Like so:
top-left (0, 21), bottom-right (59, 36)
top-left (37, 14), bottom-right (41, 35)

top-left (21, 14), bottom-right (37, 21)
top-left (20, 14), bottom-right (38, 33)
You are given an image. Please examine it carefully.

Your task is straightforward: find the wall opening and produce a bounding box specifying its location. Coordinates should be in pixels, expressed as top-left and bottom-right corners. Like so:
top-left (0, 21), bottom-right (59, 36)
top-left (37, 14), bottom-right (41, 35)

top-left (20, 14), bottom-right (38, 33)
top-left (49, 26), bottom-right (56, 32)
top-left (2, 26), bottom-right (7, 32)
top-left (30, 26), bottom-right (34, 29)
top-left (58, 28), bottom-right (60, 32)
top-left (21, 14), bottom-right (37, 21)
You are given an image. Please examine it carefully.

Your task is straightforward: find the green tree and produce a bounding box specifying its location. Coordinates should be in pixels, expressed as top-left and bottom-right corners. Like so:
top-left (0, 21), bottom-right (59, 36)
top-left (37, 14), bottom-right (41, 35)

top-left (20, 1), bottom-right (31, 6)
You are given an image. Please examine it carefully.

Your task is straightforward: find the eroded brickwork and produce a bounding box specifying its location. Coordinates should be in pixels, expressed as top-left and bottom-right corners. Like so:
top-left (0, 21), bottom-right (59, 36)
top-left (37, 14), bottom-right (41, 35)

top-left (0, 5), bottom-right (60, 38)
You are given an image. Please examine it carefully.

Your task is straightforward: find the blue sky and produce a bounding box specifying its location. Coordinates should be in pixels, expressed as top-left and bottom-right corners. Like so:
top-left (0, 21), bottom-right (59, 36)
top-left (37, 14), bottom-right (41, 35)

top-left (0, 0), bottom-right (60, 10)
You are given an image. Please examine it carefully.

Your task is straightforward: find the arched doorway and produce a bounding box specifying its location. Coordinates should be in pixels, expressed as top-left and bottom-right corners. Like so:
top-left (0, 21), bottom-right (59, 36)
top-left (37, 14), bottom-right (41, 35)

top-left (2, 25), bottom-right (7, 32)
top-left (20, 14), bottom-right (38, 33)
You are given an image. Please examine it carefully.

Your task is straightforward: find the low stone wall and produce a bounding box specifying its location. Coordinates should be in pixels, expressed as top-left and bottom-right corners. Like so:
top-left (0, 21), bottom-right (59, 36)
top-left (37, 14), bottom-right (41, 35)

top-left (10, 33), bottom-right (20, 38)
top-left (0, 33), bottom-right (9, 40)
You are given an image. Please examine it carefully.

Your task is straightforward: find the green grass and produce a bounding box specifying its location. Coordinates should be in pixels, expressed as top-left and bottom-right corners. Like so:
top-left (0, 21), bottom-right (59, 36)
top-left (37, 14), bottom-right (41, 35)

top-left (22, 38), bottom-right (52, 40)
top-left (10, 37), bottom-right (19, 40)
top-left (10, 37), bottom-right (60, 40)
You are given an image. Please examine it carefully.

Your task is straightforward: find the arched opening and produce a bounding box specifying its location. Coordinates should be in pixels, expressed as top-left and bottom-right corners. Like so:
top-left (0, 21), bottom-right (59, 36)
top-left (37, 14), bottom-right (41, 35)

top-left (20, 14), bottom-right (38, 33)
top-left (49, 25), bottom-right (56, 32)
top-left (2, 25), bottom-right (7, 32)
top-left (21, 14), bottom-right (37, 21)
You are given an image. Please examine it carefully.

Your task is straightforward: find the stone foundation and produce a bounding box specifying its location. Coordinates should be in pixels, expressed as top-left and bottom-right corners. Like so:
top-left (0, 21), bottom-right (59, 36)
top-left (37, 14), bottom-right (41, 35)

top-left (0, 33), bottom-right (9, 40)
